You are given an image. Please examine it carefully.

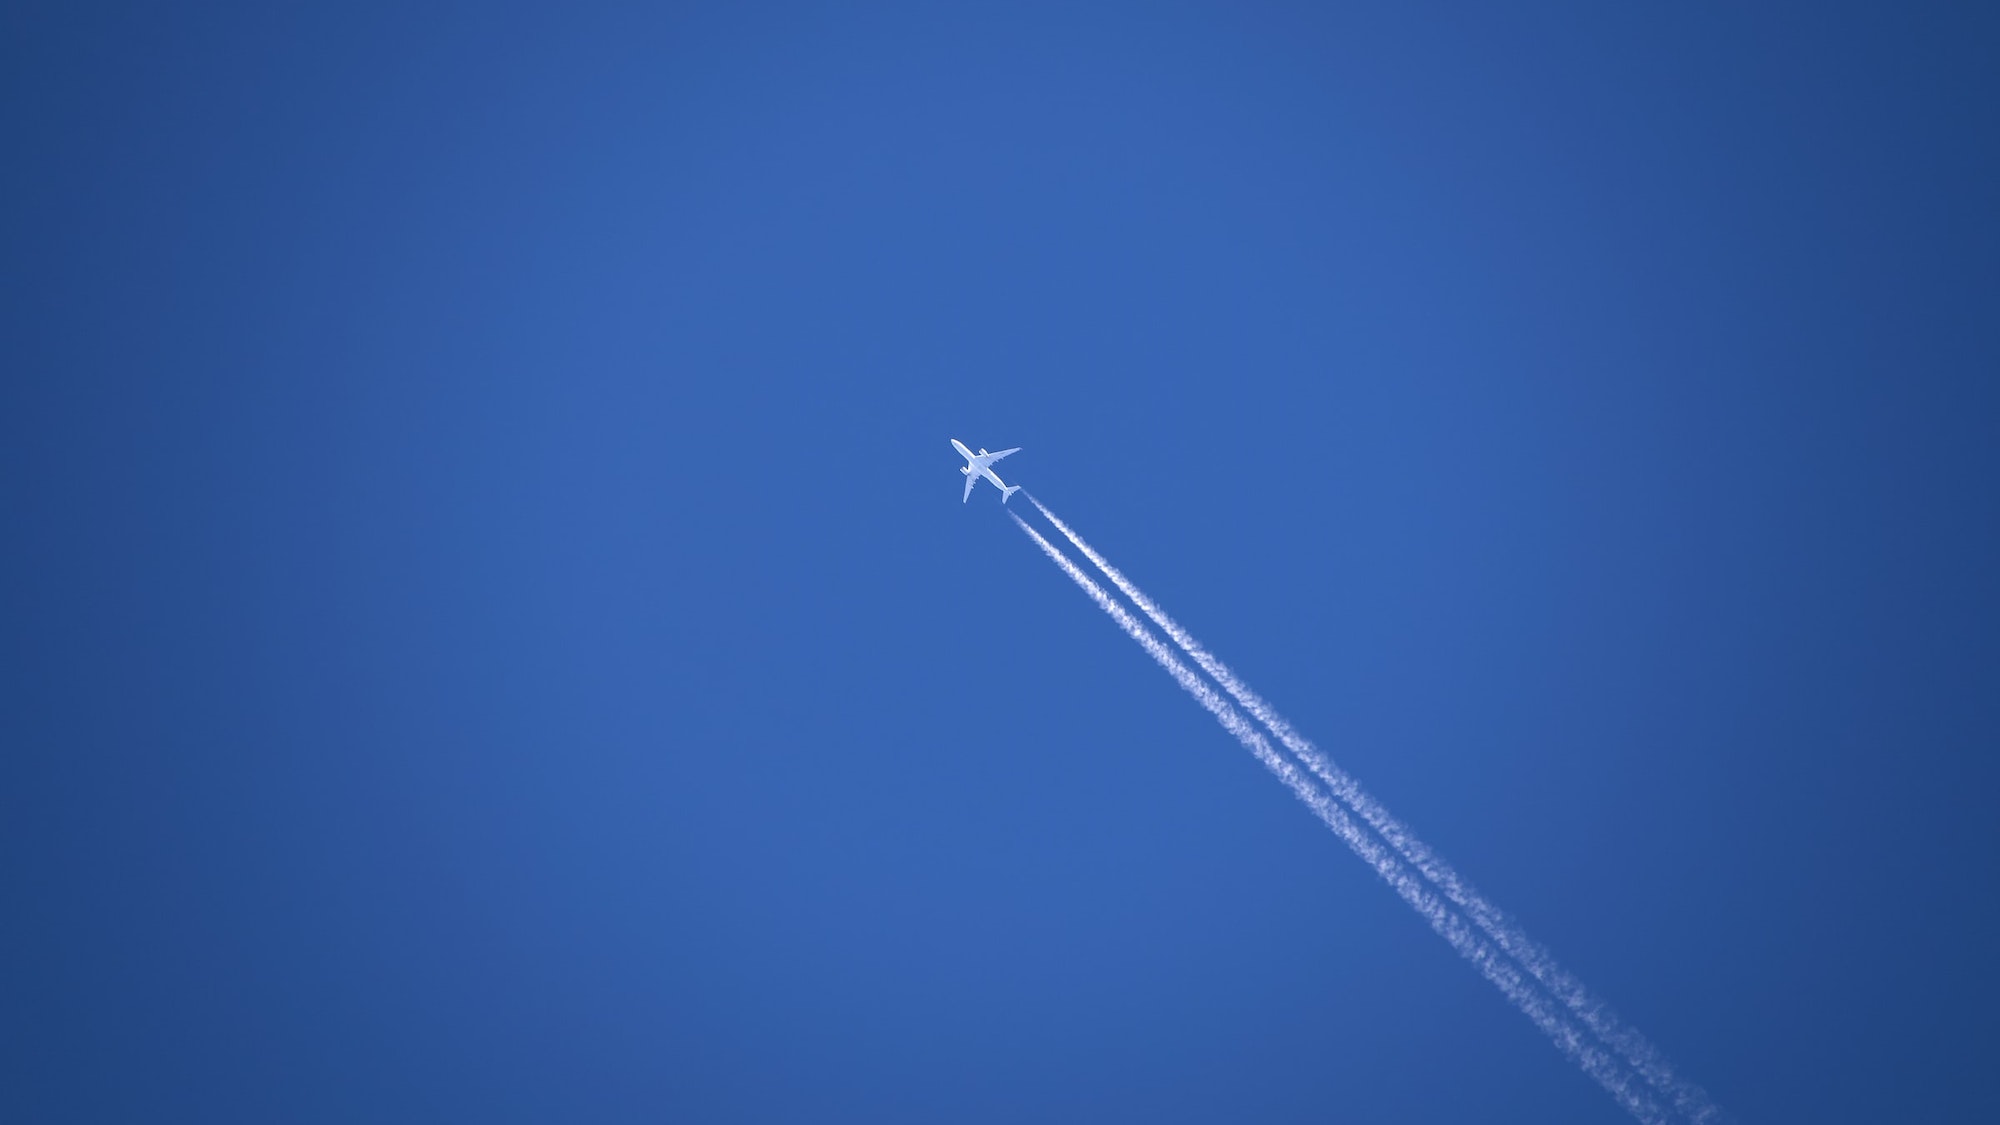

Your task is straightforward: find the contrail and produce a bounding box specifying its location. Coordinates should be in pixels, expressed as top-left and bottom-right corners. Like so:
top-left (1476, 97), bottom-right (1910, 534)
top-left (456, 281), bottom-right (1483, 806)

top-left (1025, 495), bottom-right (1719, 1124)
top-left (1008, 512), bottom-right (1674, 1125)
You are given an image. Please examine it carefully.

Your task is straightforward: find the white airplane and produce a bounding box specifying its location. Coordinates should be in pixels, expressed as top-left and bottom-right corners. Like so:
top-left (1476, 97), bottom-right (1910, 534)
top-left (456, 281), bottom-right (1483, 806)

top-left (951, 438), bottom-right (1022, 503)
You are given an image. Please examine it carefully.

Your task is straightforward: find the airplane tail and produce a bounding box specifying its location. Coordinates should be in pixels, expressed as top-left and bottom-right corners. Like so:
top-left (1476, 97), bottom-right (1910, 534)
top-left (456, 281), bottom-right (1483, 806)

top-left (1002, 484), bottom-right (1021, 503)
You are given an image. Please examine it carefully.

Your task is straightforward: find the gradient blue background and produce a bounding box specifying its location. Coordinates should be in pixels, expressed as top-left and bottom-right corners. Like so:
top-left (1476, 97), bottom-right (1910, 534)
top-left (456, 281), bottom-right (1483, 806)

top-left (6, 3), bottom-right (1997, 1122)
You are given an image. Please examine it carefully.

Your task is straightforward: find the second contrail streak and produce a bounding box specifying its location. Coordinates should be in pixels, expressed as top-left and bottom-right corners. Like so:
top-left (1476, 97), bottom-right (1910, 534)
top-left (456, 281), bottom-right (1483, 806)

top-left (1008, 511), bottom-right (1673, 1125)
top-left (1024, 496), bottom-right (1717, 1124)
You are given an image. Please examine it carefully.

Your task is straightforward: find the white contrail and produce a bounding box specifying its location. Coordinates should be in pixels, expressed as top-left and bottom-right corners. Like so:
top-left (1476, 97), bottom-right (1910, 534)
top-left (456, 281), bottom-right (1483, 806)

top-left (1026, 495), bottom-right (1719, 1124)
top-left (1009, 512), bottom-right (1674, 1125)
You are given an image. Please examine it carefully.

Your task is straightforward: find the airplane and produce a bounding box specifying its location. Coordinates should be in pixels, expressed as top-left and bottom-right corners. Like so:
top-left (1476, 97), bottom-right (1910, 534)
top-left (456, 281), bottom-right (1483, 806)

top-left (951, 438), bottom-right (1022, 503)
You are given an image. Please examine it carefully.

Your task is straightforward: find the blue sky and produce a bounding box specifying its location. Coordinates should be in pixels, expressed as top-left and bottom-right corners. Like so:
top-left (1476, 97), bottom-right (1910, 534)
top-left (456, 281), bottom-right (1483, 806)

top-left (5, 3), bottom-right (1997, 1122)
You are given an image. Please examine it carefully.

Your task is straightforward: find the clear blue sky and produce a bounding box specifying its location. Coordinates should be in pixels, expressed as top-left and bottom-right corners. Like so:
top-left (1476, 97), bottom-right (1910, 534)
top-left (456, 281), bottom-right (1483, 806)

top-left (5, 3), bottom-right (1997, 1122)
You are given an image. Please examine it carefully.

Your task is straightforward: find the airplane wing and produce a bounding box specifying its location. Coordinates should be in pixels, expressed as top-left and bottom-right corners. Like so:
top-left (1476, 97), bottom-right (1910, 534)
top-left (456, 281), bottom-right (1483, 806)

top-left (963, 472), bottom-right (977, 502)
top-left (985, 447), bottom-right (1021, 463)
